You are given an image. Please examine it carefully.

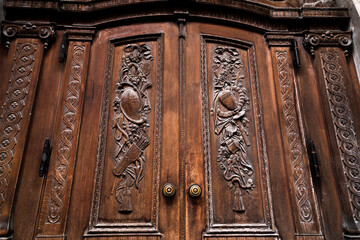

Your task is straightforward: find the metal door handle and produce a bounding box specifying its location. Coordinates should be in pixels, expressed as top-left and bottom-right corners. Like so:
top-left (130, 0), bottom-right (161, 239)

top-left (189, 184), bottom-right (202, 198)
top-left (162, 183), bottom-right (176, 198)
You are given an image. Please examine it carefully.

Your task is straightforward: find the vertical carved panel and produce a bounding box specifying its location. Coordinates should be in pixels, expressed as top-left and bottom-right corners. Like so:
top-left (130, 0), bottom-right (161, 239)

top-left (0, 42), bottom-right (37, 210)
top-left (276, 51), bottom-right (313, 223)
top-left (85, 34), bottom-right (163, 237)
top-left (0, 38), bottom-right (45, 237)
top-left (36, 39), bottom-right (91, 238)
top-left (48, 45), bottom-right (85, 223)
top-left (201, 35), bottom-right (278, 238)
top-left (111, 44), bottom-right (153, 213)
top-left (211, 46), bottom-right (254, 212)
top-left (320, 50), bottom-right (360, 223)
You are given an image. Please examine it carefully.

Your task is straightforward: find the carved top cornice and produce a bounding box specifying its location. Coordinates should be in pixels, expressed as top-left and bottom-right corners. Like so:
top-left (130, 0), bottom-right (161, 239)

top-left (265, 33), bottom-right (297, 47)
top-left (303, 31), bottom-right (352, 56)
top-left (3, 0), bottom-right (349, 19)
top-left (66, 28), bottom-right (96, 42)
top-left (2, 21), bottom-right (56, 48)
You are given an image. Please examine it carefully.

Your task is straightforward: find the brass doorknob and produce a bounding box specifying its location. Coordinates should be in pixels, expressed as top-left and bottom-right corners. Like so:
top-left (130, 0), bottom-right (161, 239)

top-left (162, 183), bottom-right (176, 198)
top-left (189, 184), bottom-right (202, 198)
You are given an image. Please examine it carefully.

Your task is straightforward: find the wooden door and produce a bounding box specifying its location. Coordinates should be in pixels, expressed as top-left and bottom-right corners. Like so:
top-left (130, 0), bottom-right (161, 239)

top-left (7, 17), bottom-right (356, 240)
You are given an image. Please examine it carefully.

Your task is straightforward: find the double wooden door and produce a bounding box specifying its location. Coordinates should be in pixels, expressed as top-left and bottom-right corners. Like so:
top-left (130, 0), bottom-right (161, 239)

top-left (10, 21), bottom-right (351, 239)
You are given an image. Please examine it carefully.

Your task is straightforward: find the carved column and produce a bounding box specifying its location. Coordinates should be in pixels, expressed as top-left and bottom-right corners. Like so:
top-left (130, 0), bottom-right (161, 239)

top-left (0, 21), bottom-right (55, 238)
top-left (303, 31), bottom-right (360, 238)
top-left (266, 33), bottom-right (324, 240)
top-left (35, 28), bottom-right (94, 239)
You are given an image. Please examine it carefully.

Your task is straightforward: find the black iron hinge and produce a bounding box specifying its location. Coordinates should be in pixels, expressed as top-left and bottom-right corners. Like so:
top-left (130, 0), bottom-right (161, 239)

top-left (39, 138), bottom-right (52, 177)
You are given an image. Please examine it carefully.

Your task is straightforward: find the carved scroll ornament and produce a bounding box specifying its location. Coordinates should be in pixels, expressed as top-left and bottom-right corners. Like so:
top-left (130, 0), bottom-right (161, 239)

top-left (112, 44), bottom-right (153, 212)
top-left (303, 31), bottom-right (352, 56)
top-left (320, 50), bottom-right (360, 222)
top-left (48, 45), bottom-right (85, 224)
top-left (0, 42), bottom-right (37, 210)
top-left (2, 21), bottom-right (55, 49)
top-left (211, 46), bottom-right (254, 212)
top-left (276, 51), bottom-right (313, 223)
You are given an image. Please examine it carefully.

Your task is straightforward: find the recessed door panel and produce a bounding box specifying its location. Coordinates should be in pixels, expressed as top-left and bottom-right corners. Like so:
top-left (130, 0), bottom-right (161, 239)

top-left (85, 34), bottom-right (164, 237)
top-left (200, 35), bottom-right (277, 237)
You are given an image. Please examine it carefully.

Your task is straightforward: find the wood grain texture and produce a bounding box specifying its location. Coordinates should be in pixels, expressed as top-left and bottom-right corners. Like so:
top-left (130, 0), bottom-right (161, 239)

top-left (36, 40), bottom-right (91, 237)
top-left (271, 46), bottom-right (323, 238)
top-left (13, 31), bottom-right (65, 240)
top-left (0, 38), bottom-right (44, 237)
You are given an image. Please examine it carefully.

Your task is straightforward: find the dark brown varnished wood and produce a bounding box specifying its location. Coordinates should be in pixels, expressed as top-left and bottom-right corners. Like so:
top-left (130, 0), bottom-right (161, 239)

top-left (0, 1), bottom-right (359, 240)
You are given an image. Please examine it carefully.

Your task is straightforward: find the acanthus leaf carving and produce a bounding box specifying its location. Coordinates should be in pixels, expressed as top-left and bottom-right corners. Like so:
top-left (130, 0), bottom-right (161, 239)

top-left (211, 45), bottom-right (254, 212)
top-left (111, 43), bottom-right (153, 213)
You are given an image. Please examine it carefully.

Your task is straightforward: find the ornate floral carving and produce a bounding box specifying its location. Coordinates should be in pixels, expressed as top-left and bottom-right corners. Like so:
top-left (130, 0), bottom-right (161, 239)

top-left (303, 31), bottom-right (352, 56)
top-left (0, 42), bottom-right (37, 210)
top-left (211, 46), bottom-right (254, 212)
top-left (47, 45), bottom-right (85, 223)
top-left (111, 44), bottom-right (153, 212)
top-left (320, 50), bottom-right (360, 222)
top-left (2, 21), bottom-right (55, 49)
top-left (276, 51), bottom-right (313, 222)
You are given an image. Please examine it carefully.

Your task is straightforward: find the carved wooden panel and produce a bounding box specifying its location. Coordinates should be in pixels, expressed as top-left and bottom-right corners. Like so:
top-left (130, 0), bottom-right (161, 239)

top-left (273, 48), bottom-right (323, 239)
top-left (0, 38), bottom-right (44, 236)
top-left (36, 40), bottom-right (91, 238)
top-left (319, 49), bottom-right (360, 225)
top-left (200, 35), bottom-right (278, 238)
top-left (85, 34), bottom-right (164, 237)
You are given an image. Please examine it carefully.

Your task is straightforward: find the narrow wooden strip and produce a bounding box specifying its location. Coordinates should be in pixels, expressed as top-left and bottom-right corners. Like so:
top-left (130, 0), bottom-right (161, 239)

top-left (36, 41), bottom-right (91, 237)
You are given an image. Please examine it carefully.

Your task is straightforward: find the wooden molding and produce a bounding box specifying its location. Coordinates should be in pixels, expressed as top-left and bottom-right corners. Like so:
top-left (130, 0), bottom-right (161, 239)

top-left (2, 21), bottom-right (55, 48)
top-left (303, 31), bottom-right (352, 56)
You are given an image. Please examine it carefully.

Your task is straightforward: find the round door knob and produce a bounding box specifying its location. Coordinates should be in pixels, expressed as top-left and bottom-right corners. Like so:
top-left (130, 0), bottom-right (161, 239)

top-left (189, 184), bottom-right (202, 198)
top-left (162, 183), bottom-right (176, 198)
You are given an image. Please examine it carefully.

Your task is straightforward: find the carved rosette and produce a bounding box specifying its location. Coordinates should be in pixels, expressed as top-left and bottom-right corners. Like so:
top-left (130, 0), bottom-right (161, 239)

top-left (320, 50), bottom-right (360, 222)
top-left (112, 44), bottom-right (153, 213)
top-left (47, 45), bottom-right (85, 223)
top-left (303, 31), bottom-right (352, 56)
top-left (276, 51), bottom-right (313, 222)
top-left (2, 21), bottom-right (55, 49)
top-left (0, 42), bottom-right (37, 210)
top-left (211, 46), bottom-right (254, 212)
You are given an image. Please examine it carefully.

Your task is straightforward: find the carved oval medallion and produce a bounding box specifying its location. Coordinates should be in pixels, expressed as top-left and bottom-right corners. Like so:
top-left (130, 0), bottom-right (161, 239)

top-left (120, 87), bottom-right (143, 123)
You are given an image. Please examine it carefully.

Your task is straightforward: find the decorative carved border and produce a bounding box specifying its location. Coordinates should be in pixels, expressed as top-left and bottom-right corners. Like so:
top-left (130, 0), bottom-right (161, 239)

top-left (303, 31), bottom-right (352, 56)
top-left (2, 21), bottom-right (55, 48)
top-left (47, 45), bottom-right (86, 224)
top-left (85, 33), bottom-right (164, 236)
top-left (320, 50), bottom-right (360, 223)
top-left (275, 51), bottom-right (314, 223)
top-left (200, 35), bottom-right (277, 236)
top-left (0, 42), bottom-right (38, 211)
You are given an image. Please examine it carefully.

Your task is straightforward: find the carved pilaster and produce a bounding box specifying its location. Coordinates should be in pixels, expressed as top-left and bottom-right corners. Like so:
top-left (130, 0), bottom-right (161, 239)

top-left (311, 46), bottom-right (360, 238)
top-left (266, 33), bottom-right (323, 239)
top-left (2, 21), bottom-right (55, 49)
top-left (303, 31), bottom-right (352, 56)
top-left (35, 28), bottom-right (94, 239)
top-left (0, 21), bottom-right (55, 238)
